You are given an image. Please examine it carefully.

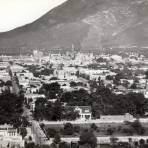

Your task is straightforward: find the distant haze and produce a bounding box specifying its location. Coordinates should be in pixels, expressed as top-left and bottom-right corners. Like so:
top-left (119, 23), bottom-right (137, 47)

top-left (0, 0), bottom-right (67, 32)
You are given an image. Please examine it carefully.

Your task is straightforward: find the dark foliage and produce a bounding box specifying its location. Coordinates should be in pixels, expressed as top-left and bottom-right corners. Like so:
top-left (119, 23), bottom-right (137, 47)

top-left (63, 123), bottom-right (74, 135)
top-left (79, 129), bottom-right (97, 148)
top-left (0, 93), bottom-right (24, 127)
top-left (41, 82), bottom-right (61, 99)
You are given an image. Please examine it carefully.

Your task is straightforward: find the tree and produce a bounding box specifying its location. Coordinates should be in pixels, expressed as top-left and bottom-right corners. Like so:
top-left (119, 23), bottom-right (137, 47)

top-left (70, 81), bottom-right (77, 87)
top-left (42, 145), bottom-right (51, 148)
top-left (34, 98), bottom-right (64, 121)
top-left (110, 137), bottom-right (118, 145)
top-left (134, 141), bottom-right (139, 147)
top-left (130, 82), bottom-right (137, 89)
top-left (53, 133), bottom-right (61, 144)
top-left (0, 80), bottom-right (5, 87)
top-left (62, 106), bottom-right (79, 120)
top-left (46, 128), bottom-right (57, 138)
top-left (61, 89), bottom-right (91, 106)
top-left (50, 143), bottom-right (57, 148)
top-left (114, 73), bottom-right (123, 85)
top-left (0, 93), bottom-right (24, 127)
top-left (139, 139), bottom-right (145, 145)
top-left (51, 101), bottom-right (63, 121)
top-left (92, 101), bottom-right (104, 118)
top-left (59, 142), bottom-right (70, 148)
top-left (50, 77), bottom-right (58, 80)
top-left (89, 81), bottom-right (98, 90)
top-left (22, 116), bottom-right (30, 127)
top-left (106, 127), bottom-right (114, 135)
top-left (106, 75), bottom-right (113, 81)
top-left (33, 97), bottom-right (47, 121)
top-left (40, 123), bottom-right (45, 129)
top-left (25, 142), bottom-right (35, 148)
top-left (41, 69), bottom-right (54, 76)
top-left (79, 129), bottom-right (97, 148)
top-left (74, 126), bottom-right (80, 133)
top-left (122, 128), bottom-right (133, 136)
top-left (90, 123), bottom-right (98, 131)
top-left (145, 70), bottom-right (148, 79)
top-left (20, 127), bottom-right (27, 139)
top-left (130, 120), bottom-right (145, 135)
top-left (96, 57), bottom-right (106, 63)
top-left (63, 123), bottom-right (74, 135)
top-left (127, 93), bottom-right (145, 116)
top-left (76, 71), bottom-right (80, 77)
top-left (5, 80), bottom-right (12, 86)
top-left (41, 82), bottom-right (61, 99)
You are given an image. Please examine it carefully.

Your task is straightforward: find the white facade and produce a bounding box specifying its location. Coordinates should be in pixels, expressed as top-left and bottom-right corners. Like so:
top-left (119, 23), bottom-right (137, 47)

top-left (100, 113), bottom-right (134, 122)
top-left (0, 124), bottom-right (24, 148)
top-left (75, 106), bottom-right (92, 121)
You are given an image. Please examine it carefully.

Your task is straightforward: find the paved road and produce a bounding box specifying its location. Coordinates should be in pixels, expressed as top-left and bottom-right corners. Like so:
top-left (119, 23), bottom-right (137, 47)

top-left (23, 105), bottom-right (50, 145)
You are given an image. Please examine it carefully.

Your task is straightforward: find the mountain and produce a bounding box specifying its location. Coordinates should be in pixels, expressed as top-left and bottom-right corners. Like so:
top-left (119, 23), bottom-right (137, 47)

top-left (0, 0), bottom-right (148, 54)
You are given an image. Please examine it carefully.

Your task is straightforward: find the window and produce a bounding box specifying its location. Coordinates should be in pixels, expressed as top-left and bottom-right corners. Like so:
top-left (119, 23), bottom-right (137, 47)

top-left (85, 115), bottom-right (90, 120)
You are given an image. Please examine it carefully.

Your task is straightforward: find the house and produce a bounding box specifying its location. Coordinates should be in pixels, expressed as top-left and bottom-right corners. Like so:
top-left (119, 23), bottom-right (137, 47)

top-left (74, 106), bottom-right (92, 121)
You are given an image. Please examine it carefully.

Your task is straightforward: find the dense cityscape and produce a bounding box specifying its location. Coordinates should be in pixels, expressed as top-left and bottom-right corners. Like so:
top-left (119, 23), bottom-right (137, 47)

top-left (0, 49), bottom-right (148, 148)
top-left (1, 0), bottom-right (148, 147)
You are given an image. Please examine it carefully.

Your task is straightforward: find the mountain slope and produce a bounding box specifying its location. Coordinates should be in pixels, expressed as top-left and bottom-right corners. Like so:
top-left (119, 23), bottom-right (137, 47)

top-left (0, 0), bottom-right (148, 54)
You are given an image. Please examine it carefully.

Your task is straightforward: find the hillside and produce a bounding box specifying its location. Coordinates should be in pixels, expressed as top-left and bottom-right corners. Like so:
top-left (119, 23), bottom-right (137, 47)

top-left (0, 0), bottom-right (148, 54)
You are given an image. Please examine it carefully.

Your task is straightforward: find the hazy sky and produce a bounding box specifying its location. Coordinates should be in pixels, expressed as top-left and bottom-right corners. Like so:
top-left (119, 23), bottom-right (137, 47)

top-left (0, 0), bottom-right (67, 32)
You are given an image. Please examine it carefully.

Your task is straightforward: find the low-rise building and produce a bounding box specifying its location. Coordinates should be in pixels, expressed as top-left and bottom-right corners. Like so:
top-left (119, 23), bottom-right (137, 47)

top-left (0, 124), bottom-right (24, 148)
top-left (74, 106), bottom-right (92, 121)
top-left (100, 113), bottom-right (134, 122)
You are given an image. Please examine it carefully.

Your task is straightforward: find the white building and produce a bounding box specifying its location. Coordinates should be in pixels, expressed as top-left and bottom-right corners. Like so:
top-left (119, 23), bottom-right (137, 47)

top-left (0, 124), bottom-right (24, 148)
top-left (74, 106), bottom-right (92, 121)
top-left (100, 113), bottom-right (134, 122)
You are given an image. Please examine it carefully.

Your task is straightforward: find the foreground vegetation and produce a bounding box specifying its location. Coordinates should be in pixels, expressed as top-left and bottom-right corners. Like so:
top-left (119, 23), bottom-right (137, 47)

top-left (0, 92), bottom-right (24, 127)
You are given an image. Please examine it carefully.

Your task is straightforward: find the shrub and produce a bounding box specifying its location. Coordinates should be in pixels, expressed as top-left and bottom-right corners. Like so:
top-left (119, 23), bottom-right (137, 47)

top-left (90, 123), bottom-right (98, 131)
top-left (110, 137), bottom-right (118, 145)
top-left (59, 142), bottom-right (70, 148)
top-left (20, 127), bottom-right (27, 139)
top-left (74, 126), bottom-right (80, 133)
top-left (63, 123), bottom-right (74, 135)
top-left (134, 141), bottom-right (139, 147)
top-left (130, 120), bottom-right (145, 135)
top-left (54, 133), bottom-right (61, 144)
top-left (96, 128), bottom-right (100, 133)
top-left (106, 127), bottom-right (114, 135)
top-left (117, 126), bottom-right (122, 132)
top-left (122, 128), bottom-right (133, 136)
top-left (40, 123), bottom-right (45, 129)
top-left (139, 139), bottom-right (145, 145)
top-left (79, 129), bottom-right (97, 148)
top-left (46, 128), bottom-right (57, 138)
top-left (124, 121), bottom-right (131, 125)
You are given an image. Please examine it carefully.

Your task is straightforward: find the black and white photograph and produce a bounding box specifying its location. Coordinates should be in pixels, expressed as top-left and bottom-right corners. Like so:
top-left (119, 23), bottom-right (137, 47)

top-left (0, 0), bottom-right (148, 147)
